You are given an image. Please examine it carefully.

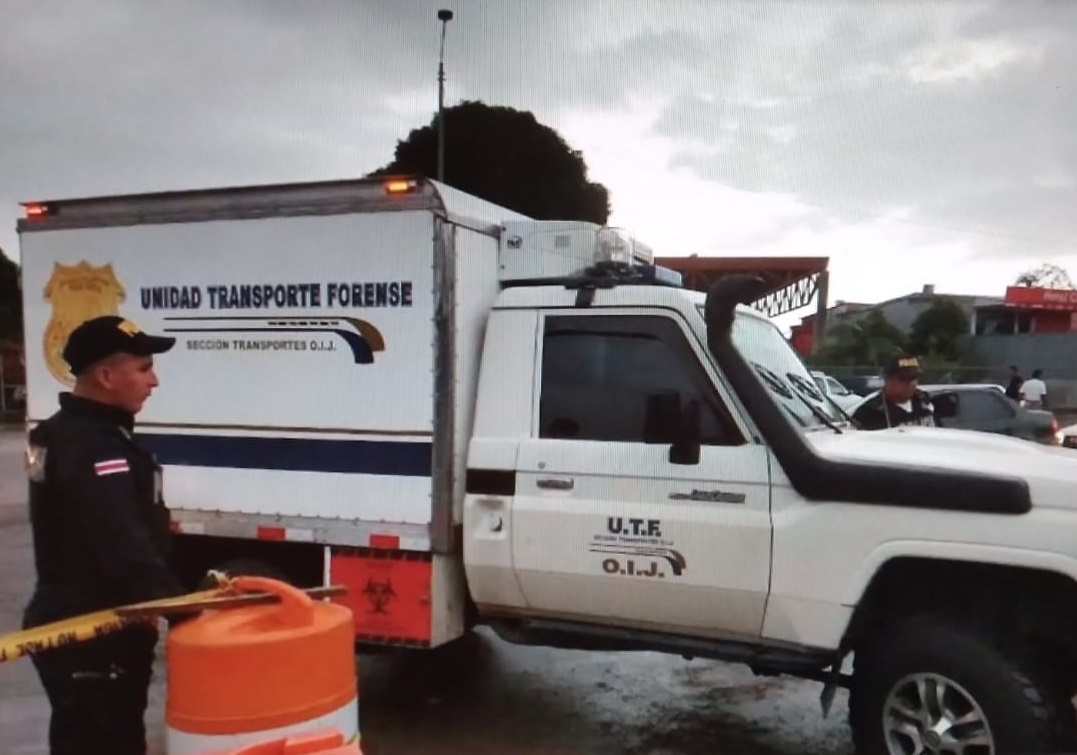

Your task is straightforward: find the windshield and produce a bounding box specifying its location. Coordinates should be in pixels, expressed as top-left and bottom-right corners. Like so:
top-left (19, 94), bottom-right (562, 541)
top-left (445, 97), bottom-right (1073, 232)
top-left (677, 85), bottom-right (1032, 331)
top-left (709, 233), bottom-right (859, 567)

top-left (697, 305), bottom-right (848, 430)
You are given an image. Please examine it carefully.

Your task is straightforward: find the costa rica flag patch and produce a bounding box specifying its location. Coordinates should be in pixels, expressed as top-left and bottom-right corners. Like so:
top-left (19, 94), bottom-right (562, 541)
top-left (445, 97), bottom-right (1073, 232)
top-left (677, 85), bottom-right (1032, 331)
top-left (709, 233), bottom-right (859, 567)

top-left (94, 458), bottom-right (130, 476)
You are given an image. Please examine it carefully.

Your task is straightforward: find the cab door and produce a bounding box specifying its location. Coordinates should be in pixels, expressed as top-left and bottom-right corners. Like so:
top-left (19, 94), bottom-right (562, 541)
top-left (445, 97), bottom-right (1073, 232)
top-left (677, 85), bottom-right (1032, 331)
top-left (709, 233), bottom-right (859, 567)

top-left (509, 310), bottom-right (773, 640)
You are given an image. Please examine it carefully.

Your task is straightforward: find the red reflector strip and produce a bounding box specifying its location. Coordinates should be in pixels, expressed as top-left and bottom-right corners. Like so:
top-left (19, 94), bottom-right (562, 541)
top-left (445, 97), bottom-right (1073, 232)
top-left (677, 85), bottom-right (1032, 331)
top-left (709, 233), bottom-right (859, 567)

top-left (369, 533), bottom-right (400, 550)
top-left (169, 520), bottom-right (180, 533)
top-left (257, 526), bottom-right (287, 541)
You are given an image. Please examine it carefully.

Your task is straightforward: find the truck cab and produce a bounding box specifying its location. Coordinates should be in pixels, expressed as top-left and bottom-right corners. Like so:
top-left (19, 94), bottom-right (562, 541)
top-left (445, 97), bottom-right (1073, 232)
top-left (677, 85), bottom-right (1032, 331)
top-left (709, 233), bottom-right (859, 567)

top-left (460, 223), bottom-right (1077, 755)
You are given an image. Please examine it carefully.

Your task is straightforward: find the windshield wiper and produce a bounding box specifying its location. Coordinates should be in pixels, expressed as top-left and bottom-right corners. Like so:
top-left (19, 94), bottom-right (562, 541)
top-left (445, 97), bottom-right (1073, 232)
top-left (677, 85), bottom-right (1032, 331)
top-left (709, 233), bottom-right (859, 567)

top-left (785, 373), bottom-right (844, 435)
top-left (824, 394), bottom-right (855, 424)
top-left (750, 361), bottom-right (794, 399)
top-left (750, 362), bottom-right (841, 433)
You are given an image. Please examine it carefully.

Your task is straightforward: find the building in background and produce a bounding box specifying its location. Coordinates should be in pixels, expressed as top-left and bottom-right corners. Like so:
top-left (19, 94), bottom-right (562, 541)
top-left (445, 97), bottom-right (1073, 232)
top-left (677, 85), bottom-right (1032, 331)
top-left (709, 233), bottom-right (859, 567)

top-left (791, 282), bottom-right (1077, 409)
top-left (971, 287), bottom-right (1077, 401)
top-left (790, 300), bottom-right (871, 356)
top-left (974, 286), bottom-right (1077, 335)
top-left (789, 285), bottom-right (1001, 357)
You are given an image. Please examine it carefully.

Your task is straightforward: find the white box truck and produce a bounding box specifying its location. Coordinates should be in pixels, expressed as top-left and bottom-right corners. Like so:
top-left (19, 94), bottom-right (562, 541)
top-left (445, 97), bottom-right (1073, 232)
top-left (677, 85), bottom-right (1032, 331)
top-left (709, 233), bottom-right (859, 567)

top-left (18, 176), bottom-right (1077, 753)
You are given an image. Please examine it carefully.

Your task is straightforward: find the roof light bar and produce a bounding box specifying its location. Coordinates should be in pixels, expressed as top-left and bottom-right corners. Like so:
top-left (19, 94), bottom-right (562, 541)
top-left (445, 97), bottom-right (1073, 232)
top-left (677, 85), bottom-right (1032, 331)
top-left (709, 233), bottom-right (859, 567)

top-left (384, 179), bottom-right (418, 195)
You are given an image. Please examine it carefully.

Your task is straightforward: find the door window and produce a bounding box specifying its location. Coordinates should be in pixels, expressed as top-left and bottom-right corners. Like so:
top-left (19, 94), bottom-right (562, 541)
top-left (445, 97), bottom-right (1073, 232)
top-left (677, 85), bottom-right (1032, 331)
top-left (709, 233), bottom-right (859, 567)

top-left (538, 314), bottom-right (743, 446)
top-left (957, 390), bottom-right (1015, 422)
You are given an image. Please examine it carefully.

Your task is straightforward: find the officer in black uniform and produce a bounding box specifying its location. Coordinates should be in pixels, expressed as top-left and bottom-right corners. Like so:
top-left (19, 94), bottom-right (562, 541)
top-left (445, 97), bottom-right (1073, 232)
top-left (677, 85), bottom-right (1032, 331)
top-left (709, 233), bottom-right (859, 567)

top-left (852, 353), bottom-right (937, 431)
top-left (22, 315), bottom-right (186, 755)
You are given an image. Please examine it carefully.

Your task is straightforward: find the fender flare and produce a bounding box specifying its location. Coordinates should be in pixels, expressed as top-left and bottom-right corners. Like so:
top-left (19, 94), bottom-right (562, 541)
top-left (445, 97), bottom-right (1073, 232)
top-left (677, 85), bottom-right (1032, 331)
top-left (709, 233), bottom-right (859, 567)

top-left (841, 540), bottom-right (1077, 606)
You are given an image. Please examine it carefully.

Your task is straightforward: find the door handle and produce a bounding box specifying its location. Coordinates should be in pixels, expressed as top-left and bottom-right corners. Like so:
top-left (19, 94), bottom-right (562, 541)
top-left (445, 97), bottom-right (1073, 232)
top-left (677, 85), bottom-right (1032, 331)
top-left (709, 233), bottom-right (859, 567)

top-left (537, 477), bottom-right (574, 491)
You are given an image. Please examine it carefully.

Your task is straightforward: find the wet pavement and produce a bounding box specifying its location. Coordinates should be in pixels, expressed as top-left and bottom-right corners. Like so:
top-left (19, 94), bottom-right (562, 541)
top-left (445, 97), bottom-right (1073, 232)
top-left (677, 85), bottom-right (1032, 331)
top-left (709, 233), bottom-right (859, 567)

top-left (0, 428), bottom-right (853, 754)
top-left (358, 634), bottom-right (853, 755)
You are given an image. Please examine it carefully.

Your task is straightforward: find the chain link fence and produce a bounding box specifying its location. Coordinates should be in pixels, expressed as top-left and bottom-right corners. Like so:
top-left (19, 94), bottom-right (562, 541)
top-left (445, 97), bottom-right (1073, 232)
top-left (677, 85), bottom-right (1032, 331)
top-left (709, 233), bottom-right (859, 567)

top-left (814, 363), bottom-right (1077, 382)
top-left (811, 363), bottom-right (1077, 416)
top-left (812, 364), bottom-right (1008, 385)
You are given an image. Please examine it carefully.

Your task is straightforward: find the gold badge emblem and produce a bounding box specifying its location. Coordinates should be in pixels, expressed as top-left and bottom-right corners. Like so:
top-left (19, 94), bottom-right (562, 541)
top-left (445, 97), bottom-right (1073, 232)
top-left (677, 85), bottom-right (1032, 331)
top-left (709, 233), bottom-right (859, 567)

top-left (116, 319), bottom-right (142, 337)
top-left (42, 262), bottom-right (127, 386)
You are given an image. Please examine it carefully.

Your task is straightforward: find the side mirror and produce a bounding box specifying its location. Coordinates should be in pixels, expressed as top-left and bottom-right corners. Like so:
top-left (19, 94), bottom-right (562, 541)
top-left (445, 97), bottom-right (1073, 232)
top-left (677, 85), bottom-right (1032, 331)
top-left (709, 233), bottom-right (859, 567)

top-left (644, 391), bottom-right (682, 444)
top-left (933, 392), bottom-right (959, 420)
top-left (669, 399), bottom-right (702, 466)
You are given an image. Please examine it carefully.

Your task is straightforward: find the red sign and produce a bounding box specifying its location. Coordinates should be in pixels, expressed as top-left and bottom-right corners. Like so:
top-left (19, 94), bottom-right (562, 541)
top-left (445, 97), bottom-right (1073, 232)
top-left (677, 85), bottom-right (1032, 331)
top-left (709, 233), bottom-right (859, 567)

top-left (1004, 286), bottom-right (1077, 311)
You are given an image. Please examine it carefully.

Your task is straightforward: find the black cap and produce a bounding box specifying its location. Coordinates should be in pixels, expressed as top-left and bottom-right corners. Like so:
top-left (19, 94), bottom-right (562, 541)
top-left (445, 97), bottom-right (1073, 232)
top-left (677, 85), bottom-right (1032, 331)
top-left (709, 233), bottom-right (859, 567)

top-left (882, 353), bottom-right (922, 380)
top-left (62, 316), bottom-right (176, 376)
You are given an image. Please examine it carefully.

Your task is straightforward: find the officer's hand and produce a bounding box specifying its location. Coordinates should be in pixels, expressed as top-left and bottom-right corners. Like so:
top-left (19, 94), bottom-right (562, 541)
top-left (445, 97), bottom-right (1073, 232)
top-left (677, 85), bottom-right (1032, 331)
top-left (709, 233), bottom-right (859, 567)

top-left (166, 610), bottom-right (202, 629)
top-left (205, 569), bottom-right (232, 589)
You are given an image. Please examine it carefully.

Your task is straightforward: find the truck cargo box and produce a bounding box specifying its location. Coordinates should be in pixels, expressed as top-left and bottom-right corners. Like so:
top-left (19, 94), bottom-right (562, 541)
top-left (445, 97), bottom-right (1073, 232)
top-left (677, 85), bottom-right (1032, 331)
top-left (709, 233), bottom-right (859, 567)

top-left (18, 177), bottom-right (527, 555)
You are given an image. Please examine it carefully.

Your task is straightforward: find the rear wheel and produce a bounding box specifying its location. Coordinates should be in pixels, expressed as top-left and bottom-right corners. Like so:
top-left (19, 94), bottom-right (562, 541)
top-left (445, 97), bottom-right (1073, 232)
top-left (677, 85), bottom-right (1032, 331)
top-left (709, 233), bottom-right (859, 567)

top-left (849, 616), bottom-right (1076, 755)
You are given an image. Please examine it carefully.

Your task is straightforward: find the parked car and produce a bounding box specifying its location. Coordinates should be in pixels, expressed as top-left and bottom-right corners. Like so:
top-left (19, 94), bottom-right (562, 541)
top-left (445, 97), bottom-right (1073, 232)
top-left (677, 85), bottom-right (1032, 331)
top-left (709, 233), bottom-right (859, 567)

top-left (834, 374), bottom-right (884, 397)
top-left (809, 370), bottom-right (863, 412)
top-left (852, 383), bottom-right (1064, 445)
top-left (1061, 421), bottom-right (1077, 450)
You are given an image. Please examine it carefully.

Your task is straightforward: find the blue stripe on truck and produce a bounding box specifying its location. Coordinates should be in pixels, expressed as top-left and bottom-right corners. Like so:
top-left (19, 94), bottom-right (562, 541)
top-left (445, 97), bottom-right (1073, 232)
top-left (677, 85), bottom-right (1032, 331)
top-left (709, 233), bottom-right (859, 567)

top-left (138, 433), bottom-right (433, 477)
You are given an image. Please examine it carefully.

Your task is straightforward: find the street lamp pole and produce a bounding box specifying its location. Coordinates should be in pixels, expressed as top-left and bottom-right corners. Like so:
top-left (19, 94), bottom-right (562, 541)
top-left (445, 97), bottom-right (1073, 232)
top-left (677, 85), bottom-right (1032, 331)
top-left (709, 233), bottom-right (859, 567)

top-left (436, 9), bottom-right (453, 183)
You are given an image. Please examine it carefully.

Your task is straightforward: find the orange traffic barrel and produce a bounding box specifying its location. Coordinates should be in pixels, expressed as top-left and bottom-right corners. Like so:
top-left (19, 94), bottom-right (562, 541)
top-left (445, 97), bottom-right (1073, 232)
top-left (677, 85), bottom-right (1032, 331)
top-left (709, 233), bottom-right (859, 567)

top-left (165, 576), bottom-right (359, 755)
top-left (205, 728), bottom-right (363, 754)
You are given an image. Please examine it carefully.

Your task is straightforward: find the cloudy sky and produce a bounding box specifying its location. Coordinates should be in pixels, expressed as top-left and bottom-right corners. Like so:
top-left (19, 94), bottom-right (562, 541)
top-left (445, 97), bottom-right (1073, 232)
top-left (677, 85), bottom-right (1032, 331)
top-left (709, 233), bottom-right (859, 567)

top-left (3, 0), bottom-right (1075, 329)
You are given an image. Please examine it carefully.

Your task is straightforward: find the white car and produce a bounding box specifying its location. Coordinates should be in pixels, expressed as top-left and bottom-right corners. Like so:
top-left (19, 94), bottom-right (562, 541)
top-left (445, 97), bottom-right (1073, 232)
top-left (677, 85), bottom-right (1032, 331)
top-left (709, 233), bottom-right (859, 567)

top-left (1062, 422), bottom-right (1077, 450)
top-left (810, 370), bottom-right (862, 413)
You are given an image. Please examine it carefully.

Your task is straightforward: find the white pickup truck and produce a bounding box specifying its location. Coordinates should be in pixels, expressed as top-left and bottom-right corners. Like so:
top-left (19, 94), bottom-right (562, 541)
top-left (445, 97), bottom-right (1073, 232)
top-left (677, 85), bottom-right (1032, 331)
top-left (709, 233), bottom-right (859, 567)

top-left (18, 176), bottom-right (1077, 754)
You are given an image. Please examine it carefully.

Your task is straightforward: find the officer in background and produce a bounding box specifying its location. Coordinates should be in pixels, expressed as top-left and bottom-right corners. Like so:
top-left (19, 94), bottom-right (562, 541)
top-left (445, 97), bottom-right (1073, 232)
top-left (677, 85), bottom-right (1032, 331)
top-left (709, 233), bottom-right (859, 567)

top-left (852, 354), bottom-right (937, 430)
top-left (22, 315), bottom-right (185, 755)
top-left (1004, 365), bottom-right (1024, 402)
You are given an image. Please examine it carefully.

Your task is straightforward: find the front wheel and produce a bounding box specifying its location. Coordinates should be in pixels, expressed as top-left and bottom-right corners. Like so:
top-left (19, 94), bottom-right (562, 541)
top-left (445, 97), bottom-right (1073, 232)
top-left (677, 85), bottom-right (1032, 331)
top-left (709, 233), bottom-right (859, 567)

top-left (849, 616), bottom-right (1076, 755)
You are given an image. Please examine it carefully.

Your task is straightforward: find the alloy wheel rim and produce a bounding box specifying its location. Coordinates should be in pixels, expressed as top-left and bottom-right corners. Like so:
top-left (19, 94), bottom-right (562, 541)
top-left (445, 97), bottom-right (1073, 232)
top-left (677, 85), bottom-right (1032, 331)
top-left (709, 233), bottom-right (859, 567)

top-left (881, 672), bottom-right (994, 755)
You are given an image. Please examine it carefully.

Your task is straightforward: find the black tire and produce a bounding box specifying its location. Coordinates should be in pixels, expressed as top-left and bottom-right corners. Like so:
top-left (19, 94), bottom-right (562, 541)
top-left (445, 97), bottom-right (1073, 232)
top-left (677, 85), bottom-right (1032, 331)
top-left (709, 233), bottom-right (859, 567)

top-left (850, 615), bottom-right (1076, 755)
top-left (197, 558), bottom-right (291, 590)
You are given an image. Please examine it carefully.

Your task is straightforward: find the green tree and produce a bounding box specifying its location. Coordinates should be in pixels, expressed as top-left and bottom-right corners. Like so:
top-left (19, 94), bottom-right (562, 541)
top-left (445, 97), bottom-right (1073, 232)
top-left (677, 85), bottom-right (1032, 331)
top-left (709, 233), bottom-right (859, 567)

top-left (0, 248), bottom-right (21, 342)
top-left (907, 297), bottom-right (971, 363)
top-left (812, 310), bottom-right (907, 367)
top-left (370, 100), bottom-right (611, 223)
top-left (1014, 263), bottom-right (1074, 289)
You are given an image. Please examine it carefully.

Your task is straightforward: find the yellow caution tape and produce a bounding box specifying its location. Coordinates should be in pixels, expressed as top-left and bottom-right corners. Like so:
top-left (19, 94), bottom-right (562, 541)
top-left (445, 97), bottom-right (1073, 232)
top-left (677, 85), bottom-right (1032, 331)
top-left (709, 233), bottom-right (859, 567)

top-left (0, 575), bottom-right (347, 665)
top-left (0, 587), bottom-right (227, 664)
top-left (115, 584), bottom-right (346, 620)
